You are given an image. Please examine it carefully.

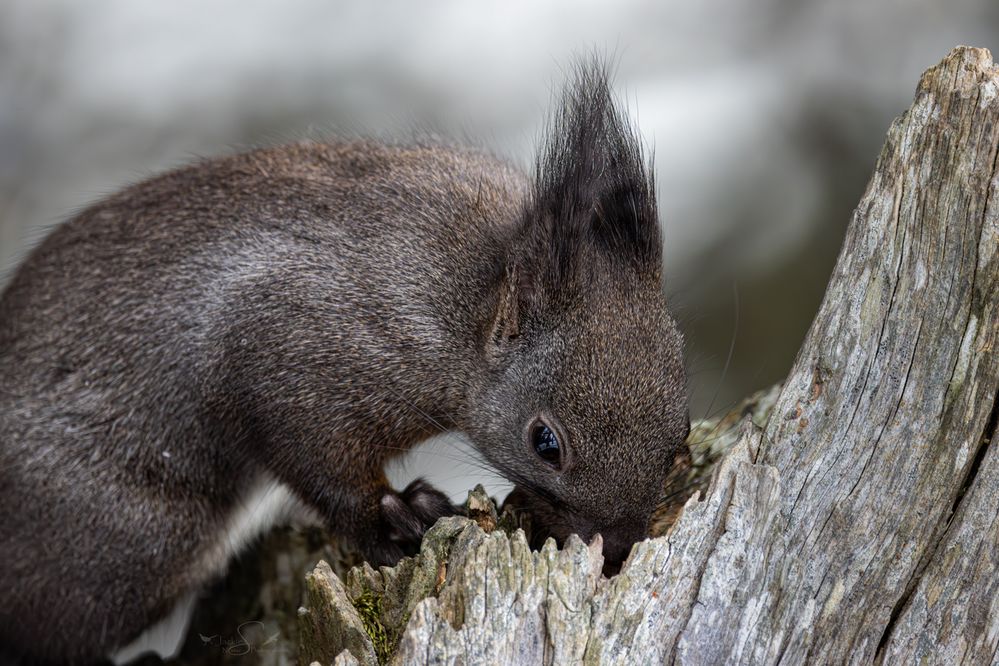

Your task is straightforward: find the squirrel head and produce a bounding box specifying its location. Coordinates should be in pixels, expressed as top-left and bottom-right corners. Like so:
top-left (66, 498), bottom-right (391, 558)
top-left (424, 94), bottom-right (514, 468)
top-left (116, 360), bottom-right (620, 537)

top-left (465, 61), bottom-right (689, 573)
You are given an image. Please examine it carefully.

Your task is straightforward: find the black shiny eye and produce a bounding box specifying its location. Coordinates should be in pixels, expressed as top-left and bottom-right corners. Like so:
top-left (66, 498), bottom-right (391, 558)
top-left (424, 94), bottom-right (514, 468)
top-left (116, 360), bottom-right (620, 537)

top-left (531, 423), bottom-right (561, 467)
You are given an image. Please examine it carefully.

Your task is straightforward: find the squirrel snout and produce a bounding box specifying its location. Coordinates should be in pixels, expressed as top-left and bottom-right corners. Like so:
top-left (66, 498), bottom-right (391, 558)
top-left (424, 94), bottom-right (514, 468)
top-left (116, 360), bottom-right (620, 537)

top-left (594, 524), bottom-right (648, 576)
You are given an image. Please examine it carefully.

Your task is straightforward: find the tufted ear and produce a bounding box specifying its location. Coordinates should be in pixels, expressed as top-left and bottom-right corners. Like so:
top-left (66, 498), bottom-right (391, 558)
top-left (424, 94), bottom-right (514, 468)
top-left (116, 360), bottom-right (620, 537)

top-left (517, 58), bottom-right (662, 295)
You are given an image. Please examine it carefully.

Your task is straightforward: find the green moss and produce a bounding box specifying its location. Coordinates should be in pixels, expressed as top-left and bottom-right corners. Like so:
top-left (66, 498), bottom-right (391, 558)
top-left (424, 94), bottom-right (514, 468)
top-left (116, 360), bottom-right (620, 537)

top-left (352, 591), bottom-right (396, 665)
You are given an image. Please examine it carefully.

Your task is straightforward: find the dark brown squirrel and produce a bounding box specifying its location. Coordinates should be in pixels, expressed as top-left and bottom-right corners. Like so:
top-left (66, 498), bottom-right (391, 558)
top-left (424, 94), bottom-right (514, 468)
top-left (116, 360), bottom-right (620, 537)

top-left (0, 63), bottom-right (689, 664)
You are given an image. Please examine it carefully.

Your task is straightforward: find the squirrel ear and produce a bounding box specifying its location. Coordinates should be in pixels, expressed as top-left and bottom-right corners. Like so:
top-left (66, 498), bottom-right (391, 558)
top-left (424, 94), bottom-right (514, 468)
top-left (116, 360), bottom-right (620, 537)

top-left (487, 263), bottom-right (521, 350)
top-left (521, 58), bottom-right (661, 288)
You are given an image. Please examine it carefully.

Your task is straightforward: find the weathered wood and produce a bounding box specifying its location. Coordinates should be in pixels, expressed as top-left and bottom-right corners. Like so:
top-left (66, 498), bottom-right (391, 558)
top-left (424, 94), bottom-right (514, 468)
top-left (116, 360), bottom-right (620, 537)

top-left (295, 46), bottom-right (999, 665)
top-left (298, 561), bottom-right (379, 666)
top-left (677, 46), bottom-right (999, 664)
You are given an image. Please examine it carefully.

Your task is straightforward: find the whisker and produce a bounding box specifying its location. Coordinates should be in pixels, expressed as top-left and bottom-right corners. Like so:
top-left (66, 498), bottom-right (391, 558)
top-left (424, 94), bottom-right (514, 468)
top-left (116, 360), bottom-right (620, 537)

top-left (373, 431), bottom-right (509, 483)
top-left (702, 280), bottom-right (740, 422)
top-left (383, 384), bottom-right (453, 432)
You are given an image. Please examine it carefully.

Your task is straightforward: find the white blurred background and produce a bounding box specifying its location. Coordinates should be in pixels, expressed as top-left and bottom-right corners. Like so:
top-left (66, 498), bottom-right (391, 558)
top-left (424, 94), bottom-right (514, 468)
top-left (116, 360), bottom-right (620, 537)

top-left (2, 0), bottom-right (996, 499)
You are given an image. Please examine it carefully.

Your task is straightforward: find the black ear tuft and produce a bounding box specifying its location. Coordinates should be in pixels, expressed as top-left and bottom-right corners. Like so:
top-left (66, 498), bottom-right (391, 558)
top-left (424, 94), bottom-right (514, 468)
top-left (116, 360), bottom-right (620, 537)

top-left (520, 57), bottom-right (661, 289)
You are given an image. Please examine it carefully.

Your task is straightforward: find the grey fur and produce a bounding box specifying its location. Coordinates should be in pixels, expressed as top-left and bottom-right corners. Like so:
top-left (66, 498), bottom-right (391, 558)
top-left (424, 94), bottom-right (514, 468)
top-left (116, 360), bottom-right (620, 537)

top-left (0, 66), bottom-right (687, 664)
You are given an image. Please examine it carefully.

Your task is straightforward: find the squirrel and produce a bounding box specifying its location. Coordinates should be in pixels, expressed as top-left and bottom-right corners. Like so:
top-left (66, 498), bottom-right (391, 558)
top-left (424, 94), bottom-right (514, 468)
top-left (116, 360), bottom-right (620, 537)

top-left (0, 63), bottom-right (689, 664)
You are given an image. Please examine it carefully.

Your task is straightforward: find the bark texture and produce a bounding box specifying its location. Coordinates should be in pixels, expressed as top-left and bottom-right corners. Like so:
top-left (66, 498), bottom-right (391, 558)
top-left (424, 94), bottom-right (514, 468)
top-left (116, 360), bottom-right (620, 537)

top-left (296, 46), bottom-right (999, 665)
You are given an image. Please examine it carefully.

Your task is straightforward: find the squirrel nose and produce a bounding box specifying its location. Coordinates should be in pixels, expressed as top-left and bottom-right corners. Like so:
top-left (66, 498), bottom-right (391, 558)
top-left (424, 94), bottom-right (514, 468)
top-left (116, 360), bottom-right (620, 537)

top-left (598, 525), bottom-right (647, 576)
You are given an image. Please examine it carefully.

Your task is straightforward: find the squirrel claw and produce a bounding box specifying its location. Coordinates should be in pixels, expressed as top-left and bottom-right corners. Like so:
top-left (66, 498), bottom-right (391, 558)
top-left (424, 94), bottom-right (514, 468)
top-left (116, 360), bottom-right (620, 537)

top-left (373, 478), bottom-right (456, 563)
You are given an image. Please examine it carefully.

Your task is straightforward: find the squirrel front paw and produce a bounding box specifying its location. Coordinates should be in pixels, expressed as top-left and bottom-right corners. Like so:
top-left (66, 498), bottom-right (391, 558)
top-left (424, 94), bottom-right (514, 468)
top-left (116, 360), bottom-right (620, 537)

top-left (369, 478), bottom-right (457, 565)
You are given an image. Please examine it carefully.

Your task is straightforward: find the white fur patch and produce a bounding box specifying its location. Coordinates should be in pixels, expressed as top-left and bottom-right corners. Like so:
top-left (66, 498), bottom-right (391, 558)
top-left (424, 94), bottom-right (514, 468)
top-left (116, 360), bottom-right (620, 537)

top-left (199, 476), bottom-right (319, 577)
top-left (111, 592), bottom-right (198, 665)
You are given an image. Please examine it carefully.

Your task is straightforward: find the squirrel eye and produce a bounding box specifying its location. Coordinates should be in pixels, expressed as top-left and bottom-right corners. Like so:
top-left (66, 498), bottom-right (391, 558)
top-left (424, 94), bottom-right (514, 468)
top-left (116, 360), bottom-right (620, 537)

top-left (531, 423), bottom-right (561, 467)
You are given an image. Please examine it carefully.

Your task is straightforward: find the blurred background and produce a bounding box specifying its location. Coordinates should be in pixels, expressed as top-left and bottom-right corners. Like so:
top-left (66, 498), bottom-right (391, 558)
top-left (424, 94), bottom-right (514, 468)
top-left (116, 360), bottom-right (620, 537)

top-left (2, 0), bottom-right (997, 500)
